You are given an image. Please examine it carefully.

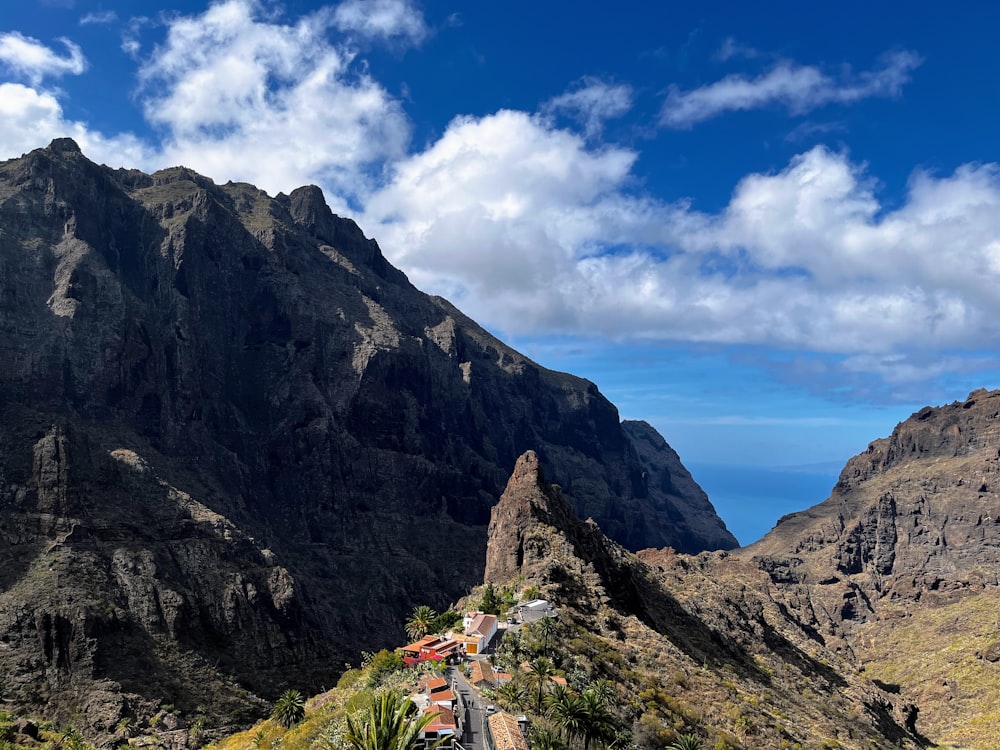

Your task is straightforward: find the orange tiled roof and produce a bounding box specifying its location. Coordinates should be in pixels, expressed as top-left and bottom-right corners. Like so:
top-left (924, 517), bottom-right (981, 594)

top-left (487, 711), bottom-right (528, 750)
top-left (468, 613), bottom-right (498, 637)
top-left (469, 660), bottom-right (495, 686)
top-left (424, 677), bottom-right (448, 690)
top-left (423, 705), bottom-right (457, 732)
top-left (404, 635), bottom-right (442, 652)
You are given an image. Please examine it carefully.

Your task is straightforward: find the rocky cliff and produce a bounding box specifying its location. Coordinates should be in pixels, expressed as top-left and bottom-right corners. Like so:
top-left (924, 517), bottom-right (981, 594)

top-left (0, 140), bottom-right (733, 734)
top-left (736, 389), bottom-right (1000, 748)
top-left (483, 451), bottom-right (924, 749)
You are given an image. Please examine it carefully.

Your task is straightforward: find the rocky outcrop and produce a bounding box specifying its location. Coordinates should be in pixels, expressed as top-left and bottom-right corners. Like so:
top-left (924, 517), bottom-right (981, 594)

top-left (744, 389), bottom-right (1000, 630)
top-left (0, 140), bottom-right (733, 731)
top-left (483, 451), bottom-right (924, 749)
top-left (735, 389), bottom-right (1000, 747)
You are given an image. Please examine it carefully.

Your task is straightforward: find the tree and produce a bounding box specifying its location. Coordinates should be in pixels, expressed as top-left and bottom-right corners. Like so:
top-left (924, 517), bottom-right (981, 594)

top-left (535, 616), bottom-right (558, 657)
top-left (344, 690), bottom-right (445, 750)
top-left (579, 689), bottom-right (615, 750)
top-left (528, 656), bottom-right (556, 713)
top-left (405, 605), bottom-right (437, 640)
top-left (545, 688), bottom-right (586, 745)
top-left (272, 689), bottom-right (306, 728)
top-left (481, 583), bottom-right (501, 615)
top-left (365, 649), bottom-right (406, 688)
top-left (666, 734), bottom-right (703, 750)
top-left (530, 726), bottom-right (566, 750)
top-left (587, 679), bottom-right (616, 708)
top-left (496, 679), bottom-right (529, 712)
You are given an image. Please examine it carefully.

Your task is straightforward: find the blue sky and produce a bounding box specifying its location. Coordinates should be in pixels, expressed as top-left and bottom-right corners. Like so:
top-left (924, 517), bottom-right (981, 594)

top-left (4, 0), bottom-right (1000, 544)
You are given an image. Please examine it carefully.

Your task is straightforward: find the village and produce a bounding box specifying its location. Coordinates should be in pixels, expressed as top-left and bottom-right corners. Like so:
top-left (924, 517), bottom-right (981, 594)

top-left (396, 601), bottom-right (557, 750)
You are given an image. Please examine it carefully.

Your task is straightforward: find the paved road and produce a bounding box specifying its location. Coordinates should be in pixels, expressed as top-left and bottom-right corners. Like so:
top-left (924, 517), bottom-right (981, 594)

top-left (449, 666), bottom-right (488, 750)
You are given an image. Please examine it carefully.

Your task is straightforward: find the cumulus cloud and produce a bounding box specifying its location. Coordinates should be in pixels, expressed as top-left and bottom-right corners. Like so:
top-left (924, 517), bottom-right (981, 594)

top-left (661, 50), bottom-right (922, 128)
top-left (0, 82), bottom-right (152, 166)
top-left (0, 32), bottom-right (87, 85)
top-left (544, 77), bottom-right (633, 138)
top-left (137, 0), bottom-right (410, 205)
top-left (0, 3), bottom-right (990, 395)
top-left (366, 113), bottom-right (1000, 368)
top-left (332, 0), bottom-right (428, 46)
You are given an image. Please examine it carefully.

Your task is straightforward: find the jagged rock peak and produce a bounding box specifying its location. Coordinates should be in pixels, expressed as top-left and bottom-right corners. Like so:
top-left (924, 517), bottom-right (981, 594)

top-left (47, 137), bottom-right (82, 154)
top-left (485, 450), bottom-right (574, 584)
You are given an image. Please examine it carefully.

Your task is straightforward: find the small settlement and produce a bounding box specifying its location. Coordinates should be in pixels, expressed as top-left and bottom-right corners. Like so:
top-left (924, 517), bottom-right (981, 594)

top-left (397, 605), bottom-right (551, 750)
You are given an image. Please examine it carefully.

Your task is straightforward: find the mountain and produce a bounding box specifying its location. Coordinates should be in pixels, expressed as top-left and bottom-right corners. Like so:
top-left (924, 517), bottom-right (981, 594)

top-left (483, 450), bottom-right (924, 749)
top-left (735, 389), bottom-right (1000, 748)
top-left (0, 140), bottom-right (734, 734)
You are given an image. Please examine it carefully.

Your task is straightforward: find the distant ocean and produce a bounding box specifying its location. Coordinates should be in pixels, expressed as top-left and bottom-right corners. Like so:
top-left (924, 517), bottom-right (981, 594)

top-left (686, 462), bottom-right (842, 547)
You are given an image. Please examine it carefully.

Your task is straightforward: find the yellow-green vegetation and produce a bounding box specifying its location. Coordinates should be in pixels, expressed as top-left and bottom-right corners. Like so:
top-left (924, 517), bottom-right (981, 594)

top-left (858, 588), bottom-right (1000, 750)
top-left (205, 651), bottom-right (436, 750)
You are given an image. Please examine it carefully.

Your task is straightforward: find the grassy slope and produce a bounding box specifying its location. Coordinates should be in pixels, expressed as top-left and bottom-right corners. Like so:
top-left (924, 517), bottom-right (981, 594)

top-left (858, 589), bottom-right (1000, 750)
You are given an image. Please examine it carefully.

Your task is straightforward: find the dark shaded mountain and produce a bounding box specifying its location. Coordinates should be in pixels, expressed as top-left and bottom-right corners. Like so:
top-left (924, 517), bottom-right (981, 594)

top-left (483, 450), bottom-right (924, 749)
top-left (0, 140), bottom-right (734, 734)
top-left (732, 389), bottom-right (1000, 748)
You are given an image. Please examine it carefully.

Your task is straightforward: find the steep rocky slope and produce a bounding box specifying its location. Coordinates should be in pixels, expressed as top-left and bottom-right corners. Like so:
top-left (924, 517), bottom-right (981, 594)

top-left (736, 389), bottom-right (1000, 748)
top-left (485, 451), bottom-right (924, 749)
top-left (0, 140), bottom-right (733, 733)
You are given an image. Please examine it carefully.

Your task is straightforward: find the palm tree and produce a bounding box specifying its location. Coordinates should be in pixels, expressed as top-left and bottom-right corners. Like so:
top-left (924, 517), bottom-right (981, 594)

top-left (528, 656), bottom-right (556, 713)
top-left (529, 726), bottom-right (565, 750)
top-left (496, 679), bottom-right (529, 712)
top-left (405, 605), bottom-right (437, 640)
top-left (587, 679), bottom-right (616, 708)
top-left (272, 689), bottom-right (306, 728)
top-left (546, 689), bottom-right (586, 746)
top-left (535, 616), bottom-right (558, 656)
top-left (579, 689), bottom-right (614, 750)
top-left (667, 734), bottom-right (703, 750)
top-left (344, 690), bottom-right (445, 750)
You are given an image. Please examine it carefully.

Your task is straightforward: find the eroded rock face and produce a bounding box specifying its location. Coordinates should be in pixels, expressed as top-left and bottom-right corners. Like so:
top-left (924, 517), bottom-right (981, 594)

top-left (483, 451), bottom-right (923, 749)
top-left (732, 390), bottom-right (1000, 746)
top-left (0, 140), bottom-right (733, 729)
top-left (744, 389), bottom-right (1000, 632)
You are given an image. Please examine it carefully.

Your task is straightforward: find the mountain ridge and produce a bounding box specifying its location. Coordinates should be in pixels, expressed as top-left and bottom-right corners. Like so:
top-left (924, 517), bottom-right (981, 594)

top-left (0, 139), bottom-right (734, 734)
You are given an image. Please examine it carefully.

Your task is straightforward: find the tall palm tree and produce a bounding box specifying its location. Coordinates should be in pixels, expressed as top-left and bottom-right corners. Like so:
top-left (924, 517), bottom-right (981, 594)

top-left (535, 616), bottom-right (558, 656)
top-left (405, 605), bottom-right (437, 640)
top-left (344, 690), bottom-right (444, 750)
top-left (528, 656), bottom-right (556, 713)
top-left (545, 689), bottom-right (586, 746)
top-left (272, 689), bottom-right (306, 728)
top-left (579, 689), bottom-right (615, 750)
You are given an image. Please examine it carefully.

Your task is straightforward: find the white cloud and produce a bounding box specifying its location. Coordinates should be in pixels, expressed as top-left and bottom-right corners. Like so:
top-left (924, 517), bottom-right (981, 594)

top-left (0, 4), bottom-right (991, 394)
top-left (544, 77), bottom-right (633, 138)
top-left (137, 0), bottom-right (410, 205)
top-left (0, 82), bottom-right (152, 167)
top-left (661, 50), bottom-right (922, 128)
top-left (365, 110), bottom-right (1000, 363)
top-left (332, 0), bottom-right (428, 47)
top-left (0, 32), bottom-right (87, 85)
top-left (80, 10), bottom-right (118, 25)
top-left (363, 109), bottom-right (658, 328)
top-left (715, 37), bottom-right (759, 62)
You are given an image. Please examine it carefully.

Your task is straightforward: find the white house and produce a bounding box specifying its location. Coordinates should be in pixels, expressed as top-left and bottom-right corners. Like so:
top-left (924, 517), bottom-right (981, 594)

top-left (463, 612), bottom-right (498, 654)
